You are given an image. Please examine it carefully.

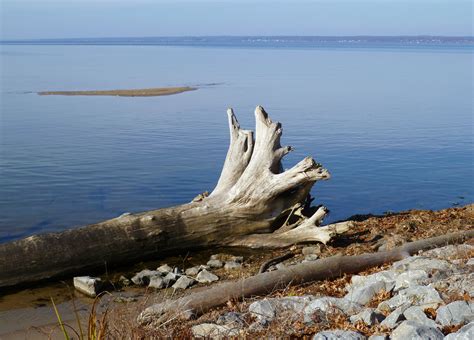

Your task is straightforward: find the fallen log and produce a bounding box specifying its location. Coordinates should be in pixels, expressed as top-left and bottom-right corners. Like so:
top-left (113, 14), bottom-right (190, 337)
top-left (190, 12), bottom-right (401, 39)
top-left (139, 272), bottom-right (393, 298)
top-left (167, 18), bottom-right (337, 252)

top-left (0, 106), bottom-right (346, 288)
top-left (138, 229), bottom-right (474, 324)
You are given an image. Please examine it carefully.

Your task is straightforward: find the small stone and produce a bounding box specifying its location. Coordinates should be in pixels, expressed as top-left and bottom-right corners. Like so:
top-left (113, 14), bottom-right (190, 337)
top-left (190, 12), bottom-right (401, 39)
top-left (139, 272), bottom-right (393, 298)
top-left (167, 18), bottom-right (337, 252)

top-left (191, 323), bottom-right (239, 338)
top-left (249, 296), bottom-right (315, 323)
top-left (380, 305), bottom-right (409, 329)
top-left (304, 297), bottom-right (362, 323)
top-left (368, 335), bottom-right (388, 340)
top-left (436, 300), bottom-right (474, 326)
top-left (73, 276), bottom-right (102, 297)
top-left (210, 254), bottom-right (220, 260)
top-left (230, 256), bottom-right (244, 263)
top-left (403, 306), bottom-right (438, 328)
top-left (157, 264), bottom-right (173, 273)
top-left (118, 275), bottom-right (131, 286)
top-left (195, 269), bottom-right (219, 283)
top-left (131, 269), bottom-right (160, 285)
top-left (394, 270), bottom-right (429, 291)
top-left (162, 272), bottom-right (178, 287)
top-left (216, 311), bottom-right (244, 326)
top-left (172, 276), bottom-right (195, 290)
top-left (444, 321), bottom-right (474, 340)
top-left (390, 320), bottom-right (444, 340)
top-left (345, 281), bottom-right (387, 306)
top-left (148, 276), bottom-right (166, 289)
top-left (349, 270), bottom-right (397, 292)
top-left (185, 266), bottom-right (201, 276)
top-left (304, 254), bottom-right (319, 262)
top-left (302, 245), bottom-right (321, 255)
top-left (349, 308), bottom-right (385, 326)
top-left (224, 261), bottom-right (242, 270)
top-left (312, 329), bottom-right (366, 340)
top-left (391, 257), bottom-right (451, 273)
top-left (207, 259), bottom-right (224, 268)
top-left (377, 285), bottom-right (442, 311)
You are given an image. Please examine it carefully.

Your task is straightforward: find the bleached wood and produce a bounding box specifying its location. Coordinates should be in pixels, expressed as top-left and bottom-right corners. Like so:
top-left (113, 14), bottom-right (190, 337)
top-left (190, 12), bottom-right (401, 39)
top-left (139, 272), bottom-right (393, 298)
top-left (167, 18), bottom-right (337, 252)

top-left (0, 106), bottom-right (343, 288)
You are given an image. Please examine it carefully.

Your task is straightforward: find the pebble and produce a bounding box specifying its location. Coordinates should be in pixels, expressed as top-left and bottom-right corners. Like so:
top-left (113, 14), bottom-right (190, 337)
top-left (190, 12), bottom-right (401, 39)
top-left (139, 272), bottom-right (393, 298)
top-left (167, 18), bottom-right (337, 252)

top-left (436, 300), bottom-right (474, 326)
top-left (224, 261), bottom-right (242, 270)
top-left (312, 330), bottom-right (366, 340)
top-left (195, 269), bottom-right (219, 283)
top-left (207, 259), bottom-right (224, 268)
top-left (172, 276), bottom-right (195, 290)
top-left (390, 320), bottom-right (444, 340)
top-left (156, 264), bottom-right (173, 273)
top-left (73, 276), bottom-right (102, 297)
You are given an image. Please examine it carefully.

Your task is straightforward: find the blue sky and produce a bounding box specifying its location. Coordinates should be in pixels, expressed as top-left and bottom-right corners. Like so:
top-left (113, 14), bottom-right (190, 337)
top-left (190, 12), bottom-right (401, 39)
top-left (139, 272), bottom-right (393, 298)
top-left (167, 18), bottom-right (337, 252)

top-left (1, 0), bottom-right (472, 39)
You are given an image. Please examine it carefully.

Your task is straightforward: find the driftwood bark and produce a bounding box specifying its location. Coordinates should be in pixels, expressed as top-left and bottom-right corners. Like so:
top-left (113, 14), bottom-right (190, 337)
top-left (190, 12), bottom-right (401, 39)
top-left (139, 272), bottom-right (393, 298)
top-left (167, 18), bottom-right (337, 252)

top-left (138, 230), bottom-right (474, 324)
top-left (0, 106), bottom-right (346, 288)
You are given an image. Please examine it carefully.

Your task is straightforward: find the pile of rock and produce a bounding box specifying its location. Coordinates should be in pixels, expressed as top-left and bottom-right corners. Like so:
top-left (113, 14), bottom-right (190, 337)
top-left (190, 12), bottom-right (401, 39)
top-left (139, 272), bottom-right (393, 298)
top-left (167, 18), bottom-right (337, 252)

top-left (74, 254), bottom-right (244, 296)
top-left (190, 244), bottom-right (474, 339)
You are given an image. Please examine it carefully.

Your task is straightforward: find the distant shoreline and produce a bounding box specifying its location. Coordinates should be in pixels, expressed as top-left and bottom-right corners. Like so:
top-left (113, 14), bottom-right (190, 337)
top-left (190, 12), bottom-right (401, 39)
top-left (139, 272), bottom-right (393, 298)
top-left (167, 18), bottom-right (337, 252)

top-left (38, 86), bottom-right (196, 97)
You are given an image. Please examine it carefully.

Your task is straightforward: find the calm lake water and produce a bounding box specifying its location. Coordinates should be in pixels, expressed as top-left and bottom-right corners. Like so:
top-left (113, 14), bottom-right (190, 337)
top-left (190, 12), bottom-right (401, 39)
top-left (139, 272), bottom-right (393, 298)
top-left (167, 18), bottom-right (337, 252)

top-left (0, 43), bottom-right (473, 242)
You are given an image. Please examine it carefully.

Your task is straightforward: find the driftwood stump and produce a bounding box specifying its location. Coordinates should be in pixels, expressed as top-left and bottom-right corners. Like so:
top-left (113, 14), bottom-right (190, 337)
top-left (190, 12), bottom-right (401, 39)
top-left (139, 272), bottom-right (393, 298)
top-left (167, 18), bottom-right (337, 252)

top-left (0, 106), bottom-right (349, 288)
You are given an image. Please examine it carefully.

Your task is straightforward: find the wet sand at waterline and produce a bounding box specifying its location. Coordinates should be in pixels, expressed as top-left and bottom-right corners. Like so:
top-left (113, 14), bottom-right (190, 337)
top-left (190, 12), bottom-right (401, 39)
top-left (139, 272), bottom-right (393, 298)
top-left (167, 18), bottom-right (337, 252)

top-left (38, 86), bottom-right (196, 97)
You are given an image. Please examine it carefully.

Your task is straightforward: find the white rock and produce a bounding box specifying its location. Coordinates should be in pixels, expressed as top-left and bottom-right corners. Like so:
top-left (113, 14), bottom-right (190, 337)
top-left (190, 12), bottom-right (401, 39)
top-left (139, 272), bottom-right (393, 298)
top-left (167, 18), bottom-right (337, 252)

top-left (377, 285), bottom-right (442, 311)
top-left (162, 272), bottom-right (178, 287)
top-left (249, 296), bottom-right (315, 323)
top-left (436, 300), bottom-right (474, 326)
top-left (380, 304), bottom-right (409, 329)
top-left (185, 266), bottom-right (201, 276)
top-left (304, 297), bottom-right (362, 323)
top-left (345, 281), bottom-right (387, 305)
top-left (312, 329), bottom-right (366, 339)
top-left (131, 269), bottom-right (160, 285)
top-left (349, 270), bottom-right (397, 292)
top-left (304, 254), bottom-right (319, 262)
top-left (73, 276), bottom-right (102, 297)
top-left (148, 276), bottom-right (166, 289)
top-left (195, 269), bottom-right (219, 283)
top-left (156, 264), bottom-right (173, 273)
top-left (191, 323), bottom-right (239, 338)
top-left (349, 308), bottom-right (385, 326)
top-left (391, 320), bottom-right (444, 340)
top-left (302, 245), bottom-right (321, 255)
top-left (207, 259), bottom-right (224, 268)
top-left (224, 261), bottom-right (242, 270)
top-left (394, 270), bottom-right (429, 291)
top-left (392, 256), bottom-right (451, 273)
top-left (444, 321), bottom-right (474, 340)
top-left (403, 306), bottom-right (438, 329)
top-left (172, 276), bottom-right (195, 290)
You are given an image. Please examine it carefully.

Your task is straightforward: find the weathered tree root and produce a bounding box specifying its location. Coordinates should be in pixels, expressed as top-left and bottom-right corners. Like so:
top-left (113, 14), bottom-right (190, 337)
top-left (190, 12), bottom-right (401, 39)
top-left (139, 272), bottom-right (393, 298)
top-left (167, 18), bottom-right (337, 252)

top-left (0, 106), bottom-right (343, 288)
top-left (258, 252), bottom-right (295, 274)
top-left (138, 230), bottom-right (474, 324)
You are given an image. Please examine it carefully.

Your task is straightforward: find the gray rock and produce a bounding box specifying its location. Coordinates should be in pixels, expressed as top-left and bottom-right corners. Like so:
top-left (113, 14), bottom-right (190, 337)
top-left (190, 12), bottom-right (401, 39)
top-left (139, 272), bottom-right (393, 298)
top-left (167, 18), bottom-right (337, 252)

top-left (118, 275), bottom-right (131, 286)
top-left (207, 259), bottom-right (224, 268)
top-left (433, 272), bottom-right (474, 297)
top-left (467, 258), bottom-right (474, 266)
top-left (422, 244), bottom-right (474, 260)
top-left (224, 261), bottom-right (242, 270)
top-left (249, 296), bottom-right (315, 323)
top-left (216, 311), bottom-right (244, 326)
top-left (230, 256), bottom-right (244, 263)
top-left (304, 297), bottom-right (362, 323)
top-left (73, 276), bottom-right (102, 297)
top-left (368, 335), bottom-right (388, 340)
top-left (185, 266), bottom-right (201, 276)
top-left (345, 281), bottom-right (387, 305)
top-left (392, 256), bottom-right (451, 273)
top-left (148, 276), bottom-right (166, 289)
top-left (195, 269), bottom-right (219, 283)
top-left (210, 254), bottom-right (220, 260)
top-left (349, 270), bottom-right (397, 292)
top-left (377, 285), bottom-right (442, 312)
top-left (172, 276), bottom-right (195, 290)
top-left (380, 304), bottom-right (409, 329)
top-left (156, 264), bottom-right (173, 273)
top-left (349, 308), bottom-right (385, 326)
top-left (390, 320), bottom-right (444, 340)
top-left (131, 269), bottom-right (160, 285)
top-left (436, 300), bottom-right (474, 326)
top-left (312, 330), bottom-right (366, 340)
top-left (302, 245), bottom-right (321, 255)
top-left (394, 270), bottom-right (429, 291)
top-left (304, 254), bottom-right (319, 262)
top-left (191, 323), bottom-right (239, 338)
top-left (403, 306), bottom-right (438, 328)
top-left (162, 272), bottom-right (178, 287)
top-left (444, 321), bottom-right (474, 340)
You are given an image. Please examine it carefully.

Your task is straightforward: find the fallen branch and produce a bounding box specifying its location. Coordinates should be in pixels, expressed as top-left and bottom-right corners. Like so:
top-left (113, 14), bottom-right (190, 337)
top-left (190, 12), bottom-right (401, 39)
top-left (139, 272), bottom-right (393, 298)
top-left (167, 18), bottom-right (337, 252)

top-left (138, 229), bottom-right (474, 324)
